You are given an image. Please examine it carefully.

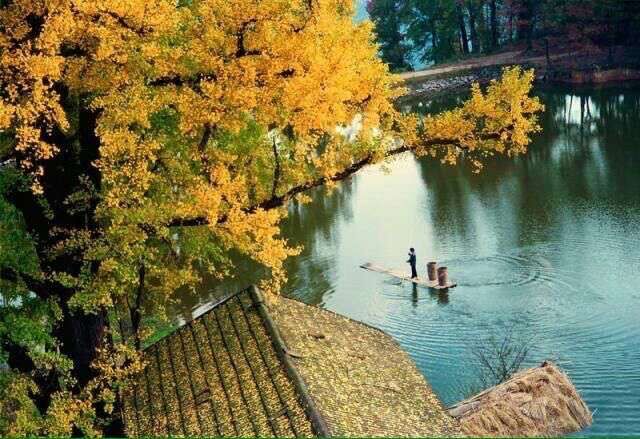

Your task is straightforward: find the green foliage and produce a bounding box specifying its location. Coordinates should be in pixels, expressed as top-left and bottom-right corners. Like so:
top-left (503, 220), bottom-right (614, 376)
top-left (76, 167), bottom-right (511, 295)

top-left (367, 0), bottom-right (413, 71)
top-left (368, 0), bottom-right (640, 67)
top-left (0, 171), bottom-right (39, 281)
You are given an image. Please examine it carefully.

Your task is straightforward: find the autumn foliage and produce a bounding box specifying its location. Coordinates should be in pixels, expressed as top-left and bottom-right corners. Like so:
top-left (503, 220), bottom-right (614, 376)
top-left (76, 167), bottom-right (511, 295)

top-left (0, 0), bottom-right (542, 435)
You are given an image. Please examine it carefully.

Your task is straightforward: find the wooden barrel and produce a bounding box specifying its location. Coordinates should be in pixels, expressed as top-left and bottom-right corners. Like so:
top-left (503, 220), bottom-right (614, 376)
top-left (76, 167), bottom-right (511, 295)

top-left (437, 267), bottom-right (449, 287)
top-left (427, 262), bottom-right (438, 281)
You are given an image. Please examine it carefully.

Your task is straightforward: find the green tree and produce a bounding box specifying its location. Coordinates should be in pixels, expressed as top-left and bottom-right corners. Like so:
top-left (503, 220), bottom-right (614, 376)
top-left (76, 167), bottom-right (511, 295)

top-left (404, 0), bottom-right (463, 64)
top-left (367, 0), bottom-right (413, 71)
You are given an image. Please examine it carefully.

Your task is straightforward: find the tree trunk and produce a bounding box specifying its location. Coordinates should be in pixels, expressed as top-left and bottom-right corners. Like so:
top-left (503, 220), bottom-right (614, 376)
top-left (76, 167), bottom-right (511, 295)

top-left (4, 89), bottom-right (111, 421)
top-left (457, 4), bottom-right (470, 54)
top-left (431, 18), bottom-right (439, 61)
top-left (517, 0), bottom-right (534, 50)
top-left (508, 2), bottom-right (515, 42)
top-left (490, 0), bottom-right (499, 49)
top-left (468, 5), bottom-right (481, 53)
top-left (56, 302), bottom-right (110, 388)
top-left (545, 37), bottom-right (551, 67)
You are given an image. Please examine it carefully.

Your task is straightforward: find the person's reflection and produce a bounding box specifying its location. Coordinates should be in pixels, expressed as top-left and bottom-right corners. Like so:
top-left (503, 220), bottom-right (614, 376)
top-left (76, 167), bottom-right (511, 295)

top-left (412, 283), bottom-right (419, 307)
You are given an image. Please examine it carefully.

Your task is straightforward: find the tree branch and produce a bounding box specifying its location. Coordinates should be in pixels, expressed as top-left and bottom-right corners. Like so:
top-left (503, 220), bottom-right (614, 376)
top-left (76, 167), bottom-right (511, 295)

top-left (271, 137), bottom-right (281, 198)
top-left (168, 135), bottom-right (470, 228)
top-left (147, 73), bottom-right (216, 89)
top-left (236, 19), bottom-right (262, 58)
top-left (198, 123), bottom-right (212, 153)
top-left (101, 11), bottom-right (153, 36)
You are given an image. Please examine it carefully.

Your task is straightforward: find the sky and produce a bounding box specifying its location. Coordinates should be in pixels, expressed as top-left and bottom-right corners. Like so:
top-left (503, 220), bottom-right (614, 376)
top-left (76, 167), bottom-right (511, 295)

top-left (355, 0), bottom-right (369, 21)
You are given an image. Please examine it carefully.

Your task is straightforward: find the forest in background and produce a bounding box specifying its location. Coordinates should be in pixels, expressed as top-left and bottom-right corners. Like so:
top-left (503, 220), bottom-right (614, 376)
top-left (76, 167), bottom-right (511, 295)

top-left (367, 0), bottom-right (640, 71)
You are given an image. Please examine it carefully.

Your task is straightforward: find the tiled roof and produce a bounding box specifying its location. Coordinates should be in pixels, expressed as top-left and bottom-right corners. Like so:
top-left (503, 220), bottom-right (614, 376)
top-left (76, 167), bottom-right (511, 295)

top-left (122, 288), bottom-right (315, 437)
top-left (268, 297), bottom-right (461, 437)
top-left (122, 286), bottom-right (460, 437)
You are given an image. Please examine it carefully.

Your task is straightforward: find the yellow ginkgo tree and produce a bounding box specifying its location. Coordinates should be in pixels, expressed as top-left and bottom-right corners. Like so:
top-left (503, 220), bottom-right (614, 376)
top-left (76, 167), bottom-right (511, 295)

top-left (0, 0), bottom-right (543, 435)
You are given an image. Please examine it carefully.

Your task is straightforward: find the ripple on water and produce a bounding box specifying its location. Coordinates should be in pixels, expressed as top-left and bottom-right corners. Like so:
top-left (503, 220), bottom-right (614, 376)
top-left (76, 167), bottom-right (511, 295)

top-left (371, 242), bottom-right (640, 435)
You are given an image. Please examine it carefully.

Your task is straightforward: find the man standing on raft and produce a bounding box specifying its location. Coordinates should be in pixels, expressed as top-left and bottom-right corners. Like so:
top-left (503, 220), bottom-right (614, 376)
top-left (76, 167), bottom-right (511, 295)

top-left (407, 248), bottom-right (418, 279)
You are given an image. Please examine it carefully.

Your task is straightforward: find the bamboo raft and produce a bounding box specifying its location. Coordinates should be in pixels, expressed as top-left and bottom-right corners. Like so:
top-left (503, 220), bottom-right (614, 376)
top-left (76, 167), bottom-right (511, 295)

top-left (360, 262), bottom-right (457, 289)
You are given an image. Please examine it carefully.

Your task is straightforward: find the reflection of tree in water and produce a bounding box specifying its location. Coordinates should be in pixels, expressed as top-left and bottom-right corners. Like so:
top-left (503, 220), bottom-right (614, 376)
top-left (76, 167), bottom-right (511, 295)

top-left (416, 86), bottom-right (640, 246)
top-left (173, 87), bottom-right (640, 318)
top-left (170, 180), bottom-right (356, 316)
top-left (279, 180), bottom-right (356, 305)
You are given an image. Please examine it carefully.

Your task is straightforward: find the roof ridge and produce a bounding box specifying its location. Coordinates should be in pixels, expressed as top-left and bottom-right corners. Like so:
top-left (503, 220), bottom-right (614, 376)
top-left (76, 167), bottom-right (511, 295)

top-left (142, 289), bottom-right (246, 353)
top-left (249, 286), bottom-right (332, 437)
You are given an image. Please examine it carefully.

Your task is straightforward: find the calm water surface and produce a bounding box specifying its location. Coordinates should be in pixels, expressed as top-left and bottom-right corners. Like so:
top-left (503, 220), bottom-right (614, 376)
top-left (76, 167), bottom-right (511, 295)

top-left (196, 86), bottom-right (640, 435)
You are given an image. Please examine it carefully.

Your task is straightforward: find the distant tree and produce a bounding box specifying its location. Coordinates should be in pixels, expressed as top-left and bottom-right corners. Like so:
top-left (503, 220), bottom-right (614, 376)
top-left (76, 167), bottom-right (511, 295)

top-left (534, 0), bottom-right (567, 66)
top-left (372, 0), bottom-right (640, 66)
top-left (456, 0), bottom-right (471, 54)
top-left (465, 0), bottom-right (484, 54)
top-left (513, 0), bottom-right (537, 50)
top-left (367, 0), bottom-right (413, 71)
top-left (591, 0), bottom-right (640, 63)
top-left (404, 0), bottom-right (466, 64)
top-left (489, 0), bottom-right (501, 49)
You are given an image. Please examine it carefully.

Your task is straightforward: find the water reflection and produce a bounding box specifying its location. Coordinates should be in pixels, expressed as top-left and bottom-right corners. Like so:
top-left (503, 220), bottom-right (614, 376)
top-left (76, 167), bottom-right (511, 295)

top-left (271, 85), bottom-right (640, 435)
top-left (190, 85), bottom-right (640, 435)
top-left (280, 180), bottom-right (356, 305)
top-left (431, 289), bottom-right (450, 305)
top-left (411, 283), bottom-right (418, 306)
top-left (414, 85), bottom-right (640, 260)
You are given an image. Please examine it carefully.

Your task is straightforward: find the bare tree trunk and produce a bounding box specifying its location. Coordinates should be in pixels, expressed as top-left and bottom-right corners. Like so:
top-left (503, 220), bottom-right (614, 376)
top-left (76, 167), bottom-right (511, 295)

top-left (545, 37), bottom-right (551, 67)
top-left (490, 0), bottom-right (499, 49)
top-left (468, 4), bottom-right (481, 53)
top-left (431, 18), bottom-right (439, 59)
top-left (508, 4), bottom-right (514, 43)
top-left (517, 0), bottom-right (534, 51)
top-left (457, 2), bottom-right (470, 54)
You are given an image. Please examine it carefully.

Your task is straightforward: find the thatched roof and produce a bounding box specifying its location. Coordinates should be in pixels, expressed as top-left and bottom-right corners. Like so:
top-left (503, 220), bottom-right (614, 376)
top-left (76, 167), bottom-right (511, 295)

top-left (448, 361), bottom-right (592, 437)
top-left (268, 295), bottom-right (461, 437)
top-left (121, 288), bottom-right (315, 437)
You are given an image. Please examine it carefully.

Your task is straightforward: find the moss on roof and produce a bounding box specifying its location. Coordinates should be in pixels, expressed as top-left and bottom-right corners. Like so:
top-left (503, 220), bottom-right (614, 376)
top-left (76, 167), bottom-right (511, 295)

top-left (122, 289), bottom-right (314, 437)
top-left (268, 296), bottom-right (461, 437)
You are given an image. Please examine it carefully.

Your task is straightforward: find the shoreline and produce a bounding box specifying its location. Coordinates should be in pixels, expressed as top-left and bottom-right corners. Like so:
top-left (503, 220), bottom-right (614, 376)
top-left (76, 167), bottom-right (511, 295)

top-left (399, 49), bottom-right (640, 100)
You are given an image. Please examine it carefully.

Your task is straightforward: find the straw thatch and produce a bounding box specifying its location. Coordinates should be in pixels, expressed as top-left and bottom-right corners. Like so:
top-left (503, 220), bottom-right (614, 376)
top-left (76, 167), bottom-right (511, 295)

top-left (268, 296), bottom-right (461, 437)
top-left (448, 361), bottom-right (592, 437)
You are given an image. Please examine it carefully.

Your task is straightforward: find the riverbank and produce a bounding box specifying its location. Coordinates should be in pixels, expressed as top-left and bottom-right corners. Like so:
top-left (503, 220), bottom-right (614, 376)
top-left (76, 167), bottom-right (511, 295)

top-left (399, 47), bottom-right (640, 100)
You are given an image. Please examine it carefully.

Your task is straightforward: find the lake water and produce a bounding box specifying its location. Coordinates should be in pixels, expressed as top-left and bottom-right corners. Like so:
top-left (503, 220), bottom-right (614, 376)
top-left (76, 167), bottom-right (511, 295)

top-left (195, 85), bottom-right (640, 435)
